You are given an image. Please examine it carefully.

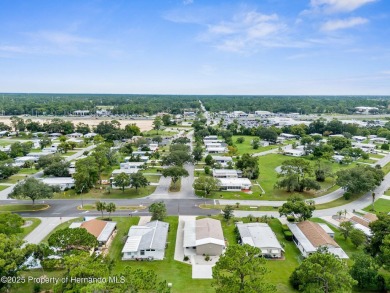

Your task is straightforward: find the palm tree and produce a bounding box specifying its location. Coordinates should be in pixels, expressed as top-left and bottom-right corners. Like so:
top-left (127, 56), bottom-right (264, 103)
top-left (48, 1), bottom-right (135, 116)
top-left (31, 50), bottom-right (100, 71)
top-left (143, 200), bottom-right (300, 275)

top-left (106, 202), bottom-right (116, 220)
top-left (96, 201), bottom-right (106, 218)
top-left (372, 192), bottom-right (376, 210)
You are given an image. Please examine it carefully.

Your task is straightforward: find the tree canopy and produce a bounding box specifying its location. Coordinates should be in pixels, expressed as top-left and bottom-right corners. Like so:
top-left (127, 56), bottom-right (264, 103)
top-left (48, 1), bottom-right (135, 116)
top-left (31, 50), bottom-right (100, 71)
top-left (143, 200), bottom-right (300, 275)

top-left (10, 177), bottom-right (54, 204)
top-left (336, 165), bottom-right (384, 194)
top-left (279, 195), bottom-right (316, 221)
top-left (48, 227), bottom-right (98, 253)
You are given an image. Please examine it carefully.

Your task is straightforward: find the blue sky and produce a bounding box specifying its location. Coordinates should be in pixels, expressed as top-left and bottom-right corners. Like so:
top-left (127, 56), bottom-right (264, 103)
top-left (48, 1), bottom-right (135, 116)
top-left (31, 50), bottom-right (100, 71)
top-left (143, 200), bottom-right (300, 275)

top-left (0, 0), bottom-right (389, 95)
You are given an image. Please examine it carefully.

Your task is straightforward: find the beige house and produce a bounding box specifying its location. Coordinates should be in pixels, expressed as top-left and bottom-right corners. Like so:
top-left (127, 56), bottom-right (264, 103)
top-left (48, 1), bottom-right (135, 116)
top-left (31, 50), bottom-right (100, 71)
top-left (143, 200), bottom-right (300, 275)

top-left (183, 218), bottom-right (225, 256)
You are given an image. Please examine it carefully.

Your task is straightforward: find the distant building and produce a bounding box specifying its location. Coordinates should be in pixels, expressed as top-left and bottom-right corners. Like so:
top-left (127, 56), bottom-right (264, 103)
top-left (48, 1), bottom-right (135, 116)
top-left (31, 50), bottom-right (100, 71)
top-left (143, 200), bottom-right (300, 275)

top-left (355, 107), bottom-right (379, 115)
top-left (40, 177), bottom-right (75, 190)
top-left (211, 156), bottom-right (233, 167)
top-left (73, 110), bottom-right (90, 116)
top-left (212, 169), bottom-right (241, 178)
top-left (284, 149), bottom-right (305, 157)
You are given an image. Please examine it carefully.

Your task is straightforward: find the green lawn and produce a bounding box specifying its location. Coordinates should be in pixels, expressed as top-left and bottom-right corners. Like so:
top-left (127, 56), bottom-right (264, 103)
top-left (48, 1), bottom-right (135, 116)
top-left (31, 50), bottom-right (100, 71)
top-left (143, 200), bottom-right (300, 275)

top-left (61, 151), bottom-right (77, 157)
top-left (0, 204), bottom-right (49, 212)
top-left (18, 218), bottom-right (42, 239)
top-left (315, 193), bottom-right (363, 210)
top-left (255, 154), bottom-right (358, 201)
top-left (232, 135), bottom-right (280, 155)
top-left (110, 216), bottom-right (213, 293)
top-left (363, 198), bottom-right (390, 214)
top-left (18, 168), bottom-right (40, 175)
top-left (53, 185), bottom-right (156, 199)
top-left (142, 130), bottom-right (177, 137)
top-left (195, 184), bottom-right (263, 200)
top-left (0, 185), bottom-right (9, 191)
top-left (200, 204), bottom-right (278, 212)
top-left (0, 174), bottom-right (27, 184)
top-left (143, 174), bottom-right (161, 183)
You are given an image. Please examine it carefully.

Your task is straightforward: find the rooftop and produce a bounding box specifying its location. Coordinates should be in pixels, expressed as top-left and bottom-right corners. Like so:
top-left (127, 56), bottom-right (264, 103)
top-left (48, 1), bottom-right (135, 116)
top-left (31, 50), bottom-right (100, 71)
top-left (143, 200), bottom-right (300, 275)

top-left (236, 223), bottom-right (283, 252)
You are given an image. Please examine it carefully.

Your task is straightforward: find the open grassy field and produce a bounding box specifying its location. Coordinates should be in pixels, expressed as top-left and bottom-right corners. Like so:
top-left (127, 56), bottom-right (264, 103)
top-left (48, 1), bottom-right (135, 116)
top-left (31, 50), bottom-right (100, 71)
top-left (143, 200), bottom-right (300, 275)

top-left (232, 135), bottom-right (281, 155)
top-left (363, 198), bottom-right (390, 214)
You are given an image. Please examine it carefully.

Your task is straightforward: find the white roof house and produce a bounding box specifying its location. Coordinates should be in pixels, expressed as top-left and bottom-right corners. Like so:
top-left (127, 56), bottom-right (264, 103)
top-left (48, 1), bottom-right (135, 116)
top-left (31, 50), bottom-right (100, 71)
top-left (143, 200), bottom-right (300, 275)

top-left (280, 133), bottom-right (298, 139)
top-left (111, 169), bottom-right (139, 176)
top-left (284, 149), bottom-right (305, 157)
top-left (288, 221), bottom-right (348, 259)
top-left (122, 221), bottom-right (169, 260)
top-left (183, 218), bottom-right (225, 256)
top-left (236, 223), bottom-right (284, 258)
top-left (212, 156), bottom-right (233, 167)
top-left (352, 142), bottom-right (376, 152)
top-left (40, 177), bottom-right (75, 190)
top-left (212, 169), bottom-right (240, 178)
top-left (219, 178), bottom-right (252, 191)
top-left (352, 136), bottom-right (366, 142)
top-left (119, 162), bottom-right (145, 169)
top-left (206, 146), bottom-right (227, 154)
top-left (14, 156), bottom-right (38, 166)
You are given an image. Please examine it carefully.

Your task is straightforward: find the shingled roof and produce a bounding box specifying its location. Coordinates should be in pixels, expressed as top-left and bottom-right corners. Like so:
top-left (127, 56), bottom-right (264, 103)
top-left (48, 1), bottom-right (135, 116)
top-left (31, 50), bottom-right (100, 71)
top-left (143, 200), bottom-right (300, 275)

top-left (296, 221), bottom-right (339, 248)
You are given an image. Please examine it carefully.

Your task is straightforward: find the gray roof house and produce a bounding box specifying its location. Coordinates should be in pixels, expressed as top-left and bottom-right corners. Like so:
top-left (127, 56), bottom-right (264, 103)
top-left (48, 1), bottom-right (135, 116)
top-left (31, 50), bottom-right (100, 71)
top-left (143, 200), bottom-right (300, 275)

top-left (236, 223), bottom-right (284, 258)
top-left (122, 221), bottom-right (169, 260)
top-left (183, 218), bottom-right (225, 256)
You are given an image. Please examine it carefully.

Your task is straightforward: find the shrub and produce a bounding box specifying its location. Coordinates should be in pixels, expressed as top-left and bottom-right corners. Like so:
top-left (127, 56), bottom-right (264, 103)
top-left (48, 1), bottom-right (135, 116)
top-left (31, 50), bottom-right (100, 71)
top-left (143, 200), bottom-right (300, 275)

top-left (204, 166), bottom-right (210, 175)
top-left (205, 255), bottom-right (210, 261)
top-left (284, 231), bottom-right (293, 241)
top-left (183, 256), bottom-right (189, 261)
top-left (344, 192), bottom-right (351, 200)
top-left (287, 215), bottom-right (295, 222)
top-left (282, 224), bottom-right (290, 232)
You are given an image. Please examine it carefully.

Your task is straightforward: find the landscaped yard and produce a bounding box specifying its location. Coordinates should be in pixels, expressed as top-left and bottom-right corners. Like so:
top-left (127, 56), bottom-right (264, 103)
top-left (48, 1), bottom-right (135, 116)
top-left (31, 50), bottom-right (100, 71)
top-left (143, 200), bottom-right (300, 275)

top-left (363, 198), bottom-right (390, 214)
top-left (0, 204), bottom-right (49, 212)
top-left (232, 135), bottom-right (280, 155)
top-left (110, 216), bottom-right (213, 293)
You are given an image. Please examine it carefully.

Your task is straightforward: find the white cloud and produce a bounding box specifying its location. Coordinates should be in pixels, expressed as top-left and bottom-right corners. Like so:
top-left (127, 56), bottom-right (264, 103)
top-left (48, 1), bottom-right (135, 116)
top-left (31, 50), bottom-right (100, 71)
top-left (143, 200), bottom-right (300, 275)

top-left (183, 0), bottom-right (193, 5)
top-left (29, 31), bottom-right (96, 46)
top-left (308, 0), bottom-right (377, 13)
top-left (321, 17), bottom-right (368, 31)
top-left (201, 11), bottom-right (287, 52)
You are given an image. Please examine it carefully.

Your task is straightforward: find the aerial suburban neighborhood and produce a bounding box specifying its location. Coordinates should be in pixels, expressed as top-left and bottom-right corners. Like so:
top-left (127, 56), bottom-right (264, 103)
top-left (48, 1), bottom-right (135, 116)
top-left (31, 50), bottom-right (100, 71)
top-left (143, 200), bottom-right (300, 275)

top-left (0, 95), bottom-right (389, 293)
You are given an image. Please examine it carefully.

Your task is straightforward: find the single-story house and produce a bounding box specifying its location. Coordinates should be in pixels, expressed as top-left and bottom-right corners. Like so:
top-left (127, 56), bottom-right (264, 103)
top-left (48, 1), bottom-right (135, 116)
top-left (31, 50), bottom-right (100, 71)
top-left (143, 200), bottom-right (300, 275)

top-left (350, 213), bottom-right (378, 233)
top-left (111, 168), bottom-right (139, 176)
top-left (284, 149), bottom-right (305, 157)
top-left (280, 133), bottom-right (297, 140)
top-left (236, 222), bottom-right (284, 258)
top-left (40, 177), bottom-right (75, 190)
top-left (212, 156), bottom-right (233, 167)
top-left (352, 136), bottom-right (367, 142)
top-left (206, 146), bottom-right (227, 154)
top-left (48, 133), bottom-right (62, 138)
top-left (119, 162), bottom-right (145, 170)
top-left (67, 132), bottom-right (84, 138)
top-left (70, 219), bottom-right (117, 247)
top-left (122, 220), bottom-right (169, 260)
top-left (14, 156), bottom-right (38, 166)
top-left (0, 145), bottom-right (11, 153)
top-left (0, 130), bottom-right (9, 137)
top-left (329, 134), bottom-right (344, 138)
top-left (183, 218), bottom-right (225, 256)
top-left (332, 155), bottom-right (345, 163)
top-left (205, 142), bottom-right (222, 148)
top-left (219, 178), bottom-right (252, 191)
top-left (212, 169), bottom-right (241, 178)
top-left (287, 221), bottom-right (348, 259)
top-left (84, 132), bottom-right (97, 138)
top-left (352, 142), bottom-right (376, 153)
top-left (204, 135), bottom-right (218, 141)
top-left (149, 143), bottom-right (159, 151)
top-left (26, 152), bottom-right (50, 159)
top-left (369, 137), bottom-right (388, 144)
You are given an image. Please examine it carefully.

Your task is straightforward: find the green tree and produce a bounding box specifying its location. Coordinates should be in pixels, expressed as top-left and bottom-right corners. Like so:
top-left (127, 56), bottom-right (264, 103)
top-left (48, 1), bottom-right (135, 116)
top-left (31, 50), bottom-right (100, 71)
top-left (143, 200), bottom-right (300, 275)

top-left (0, 212), bottom-right (24, 235)
top-left (236, 153), bottom-right (260, 179)
top-left (162, 150), bottom-right (193, 166)
top-left (130, 172), bottom-right (150, 192)
top-left (339, 221), bottom-right (354, 240)
top-left (290, 250), bottom-right (357, 292)
top-left (113, 172), bottom-right (131, 192)
top-left (251, 137), bottom-right (260, 149)
top-left (279, 195), bottom-right (315, 221)
top-left (223, 205), bottom-right (234, 221)
top-left (0, 234), bottom-right (35, 292)
top-left (10, 177), bottom-right (54, 204)
top-left (367, 213), bottom-right (390, 258)
top-left (73, 156), bottom-right (99, 192)
top-left (162, 166), bottom-right (189, 188)
top-left (350, 252), bottom-right (382, 290)
top-left (106, 202), bottom-right (116, 219)
top-left (96, 201), bottom-right (106, 218)
top-left (336, 165), bottom-right (384, 194)
top-left (149, 201), bottom-right (167, 221)
top-left (0, 162), bottom-right (20, 179)
top-left (236, 137), bottom-right (245, 144)
top-left (193, 176), bottom-right (221, 195)
top-left (205, 154), bottom-right (214, 166)
top-left (153, 116), bottom-right (163, 134)
top-left (91, 148), bottom-right (109, 184)
top-left (75, 122), bottom-right (90, 134)
top-left (48, 228), bottom-right (98, 253)
top-left (125, 123), bottom-right (141, 136)
top-left (276, 159), bottom-right (320, 192)
top-left (327, 136), bottom-right (351, 151)
top-left (192, 146), bottom-right (203, 163)
top-left (43, 161), bottom-right (70, 177)
top-left (213, 244), bottom-right (275, 293)
top-left (39, 137), bottom-right (52, 149)
top-left (350, 228), bottom-right (366, 248)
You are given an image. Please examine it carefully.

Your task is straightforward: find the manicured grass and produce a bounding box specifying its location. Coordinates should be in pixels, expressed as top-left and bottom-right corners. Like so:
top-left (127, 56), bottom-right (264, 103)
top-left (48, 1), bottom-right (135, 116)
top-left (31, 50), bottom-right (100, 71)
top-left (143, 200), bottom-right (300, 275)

top-left (0, 174), bottom-right (27, 184)
top-left (363, 198), bottom-right (390, 214)
top-left (142, 130), bottom-right (177, 137)
top-left (61, 151), bottom-right (77, 157)
top-left (199, 204), bottom-right (278, 212)
top-left (256, 154), bottom-right (356, 201)
top-left (78, 204), bottom-right (146, 211)
top-left (0, 204), bottom-right (49, 212)
top-left (110, 216), bottom-right (213, 293)
top-left (169, 179), bottom-right (181, 192)
top-left (18, 218), bottom-right (42, 239)
top-left (370, 153), bottom-right (385, 159)
top-left (315, 193), bottom-right (363, 210)
top-left (143, 174), bottom-right (161, 183)
top-left (232, 135), bottom-right (280, 155)
top-left (53, 185), bottom-right (156, 199)
top-left (18, 168), bottom-right (40, 174)
top-left (382, 161), bottom-right (390, 174)
top-left (195, 184), bottom-right (263, 200)
top-left (0, 185), bottom-right (9, 191)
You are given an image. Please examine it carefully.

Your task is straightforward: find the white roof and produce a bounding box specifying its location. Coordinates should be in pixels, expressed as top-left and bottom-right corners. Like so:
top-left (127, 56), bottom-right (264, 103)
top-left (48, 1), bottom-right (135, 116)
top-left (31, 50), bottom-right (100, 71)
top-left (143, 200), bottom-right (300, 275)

top-left (122, 236), bottom-right (142, 253)
top-left (237, 223), bottom-right (283, 253)
top-left (353, 223), bottom-right (372, 237)
top-left (213, 169), bottom-right (238, 175)
top-left (219, 178), bottom-right (251, 186)
top-left (98, 222), bottom-right (117, 242)
top-left (212, 156), bottom-right (233, 162)
top-left (183, 219), bottom-right (197, 248)
top-left (112, 168), bottom-right (138, 175)
top-left (40, 177), bottom-right (75, 185)
top-left (15, 156), bottom-right (36, 161)
top-left (318, 223), bottom-right (334, 234)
